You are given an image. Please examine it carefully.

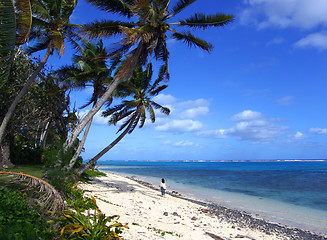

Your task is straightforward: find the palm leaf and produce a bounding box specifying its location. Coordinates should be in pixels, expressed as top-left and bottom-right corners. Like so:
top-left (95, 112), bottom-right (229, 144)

top-left (15, 0), bottom-right (32, 45)
top-left (139, 108), bottom-right (146, 128)
top-left (86, 0), bottom-right (134, 17)
top-left (170, 0), bottom-right (196, 17)
top-left (134, 0), bottom-right (157, 24)
top-left (171, 30), bottom-right (213, 52)
top-left (26, 39), bottom-right (51, 54)
top-left (147, 105), bottom-right (155, 122)
top-left (149, 84), bottom-right (168, 96)
top-left (150, 101), bottom-right (170, 115)
top-left (0, 0), bottom-right (16, 82)
top-left (0, 171), bottom-right (65, 211)
top-left (179, 13), bottom-right (235, 30)
top-left (82, 20), bottom-right (135, 39)
top-left (127, 113), bottom-right (140, 133)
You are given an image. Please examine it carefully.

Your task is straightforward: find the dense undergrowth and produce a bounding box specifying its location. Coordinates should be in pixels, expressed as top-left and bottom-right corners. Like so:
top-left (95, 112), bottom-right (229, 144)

top-left (0, 166), bottom-right (125, 239)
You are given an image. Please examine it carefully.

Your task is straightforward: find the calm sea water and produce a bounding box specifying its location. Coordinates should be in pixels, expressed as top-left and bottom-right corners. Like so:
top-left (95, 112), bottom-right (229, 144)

top-left (98, 160), bottom-right (327, 233)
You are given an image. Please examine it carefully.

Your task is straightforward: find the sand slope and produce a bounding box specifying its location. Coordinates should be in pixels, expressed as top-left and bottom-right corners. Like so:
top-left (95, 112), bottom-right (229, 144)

top-left (78, 173), bottom-right (299, 240)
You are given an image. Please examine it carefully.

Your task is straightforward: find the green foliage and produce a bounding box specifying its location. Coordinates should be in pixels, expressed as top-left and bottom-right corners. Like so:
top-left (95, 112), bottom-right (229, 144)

top-left (65, 184), bottom-right (94, 211)
top-left (51, 196), bottom-right (128, 239)
top-left (0, 186), bottom-right (54, 240)
top-left (83, 169), bottom-right (107, 178)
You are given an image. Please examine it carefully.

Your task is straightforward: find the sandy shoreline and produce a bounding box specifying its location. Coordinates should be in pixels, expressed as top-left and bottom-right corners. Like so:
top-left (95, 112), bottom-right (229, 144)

top-left (78, 172), bottom-right (327, 240)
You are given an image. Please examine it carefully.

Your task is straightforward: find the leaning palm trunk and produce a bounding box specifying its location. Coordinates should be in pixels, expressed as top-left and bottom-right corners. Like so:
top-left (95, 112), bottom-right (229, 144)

top-left (62, 44), bottom-right (144, 155)
top-left (75, 114), bottom-right (136, 175)
top-left (0, 171), bottom-right (64, 211)
top-left (0, 48), bottom-right (52, 144)
top-left (64, 117), bottom-right (93, 173)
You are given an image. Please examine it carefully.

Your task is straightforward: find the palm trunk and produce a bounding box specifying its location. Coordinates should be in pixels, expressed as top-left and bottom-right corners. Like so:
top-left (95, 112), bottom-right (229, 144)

top-left (75, 114), bottom-right (137, 175)
top-left (39, 120), bottom-right (51, 149)
top-left (0, 139), bottom-right (14, 168)
top-left (0, 48), bottom-right (52, 144)
top-left (62, 44), bottom-right (144, 154)
top-left (64, 117), bottom-right (93, 172)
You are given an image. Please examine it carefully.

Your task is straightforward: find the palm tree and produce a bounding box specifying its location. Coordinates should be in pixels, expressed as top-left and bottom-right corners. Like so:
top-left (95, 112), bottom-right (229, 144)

top-left (63, 0), bottom-right (234, 155)
top-left (75, 63), bottom-right (170, 175)
top-left (0, 0), bottom-right (32, 81)
top-left (57, 40), bottom-right (121, 171)
top-left (0, 0), bottom-right (84, 144)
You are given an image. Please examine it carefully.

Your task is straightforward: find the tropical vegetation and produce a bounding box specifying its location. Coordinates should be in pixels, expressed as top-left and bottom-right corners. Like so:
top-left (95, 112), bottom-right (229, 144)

top-left (0, 0), bottom-right (234, 238)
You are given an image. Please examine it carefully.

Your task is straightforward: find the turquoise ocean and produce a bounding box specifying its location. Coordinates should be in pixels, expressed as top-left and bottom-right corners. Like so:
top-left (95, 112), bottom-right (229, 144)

top-left (98, 160), bottom-right (327, 234)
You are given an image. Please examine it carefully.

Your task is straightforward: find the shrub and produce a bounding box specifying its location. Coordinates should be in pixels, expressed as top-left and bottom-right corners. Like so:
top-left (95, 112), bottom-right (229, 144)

top-left (51, 196), bottom-right (128, 239)
top-left (0, 186), bottom-right (54, 240)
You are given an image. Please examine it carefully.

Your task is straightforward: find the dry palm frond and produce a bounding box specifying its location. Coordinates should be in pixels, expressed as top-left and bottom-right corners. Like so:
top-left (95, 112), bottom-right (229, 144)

top-left (0, 171), bottom-right (65, 211)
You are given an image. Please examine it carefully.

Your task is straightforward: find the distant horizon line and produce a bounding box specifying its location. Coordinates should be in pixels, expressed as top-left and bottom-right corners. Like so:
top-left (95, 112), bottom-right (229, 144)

top-left (94, 159), bottom-right (327, 163)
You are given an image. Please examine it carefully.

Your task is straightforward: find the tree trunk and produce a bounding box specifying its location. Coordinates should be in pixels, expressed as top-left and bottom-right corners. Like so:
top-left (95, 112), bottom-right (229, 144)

top-left (0, 140), bottom-right (14, 168)
top-left (64, 117), bottom-right (93, 172)
top-left (62, 44), bottom-right (144, 154)
top-left (75, 114), bottom-right (136, 175)
top-left (40, 120), bottom-right (51, 149)
top-left (0, 48), bottom-right (52, 144)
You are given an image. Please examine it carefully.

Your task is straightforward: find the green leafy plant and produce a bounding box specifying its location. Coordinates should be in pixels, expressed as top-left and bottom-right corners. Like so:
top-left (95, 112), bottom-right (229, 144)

top-left (0, 186), bottom-right (54, 240)
top-left (51, 196), bottom-right (128, 239)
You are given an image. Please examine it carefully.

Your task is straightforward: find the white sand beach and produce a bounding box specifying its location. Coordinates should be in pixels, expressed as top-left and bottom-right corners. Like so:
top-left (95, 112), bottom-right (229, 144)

top-left (78, 173), bottom-right (326, 240)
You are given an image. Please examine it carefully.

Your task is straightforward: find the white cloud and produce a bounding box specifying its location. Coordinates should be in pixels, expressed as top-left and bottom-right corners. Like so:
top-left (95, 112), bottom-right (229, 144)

top-left (152, 94), bottom-right (177, 104)
top-left (177, 98), bottom-right (211, 109)
top-left (226, 118), bottom-right (288, 142)
top-left (173, 141), bottom-right (196, 147)
top-left (156, 119), bottom-right (203, 132)
top-left (230, 110), bottom-right (264, 121)
top-left (196, 129), bottom-right (227, 139)
top-left (151, 96), bottom-right (211, 133)
top-left (309, 128), bottom-right (327, 135)
top-left (276, 96), bottom-right (295, 106)
top-left (200, 110), bottom-right (288, 143)
top-left (241, 0), bottom-right (327, 51)
top-left (294, 131), bottom-right (306, 139)
top-left (179, 106), bottom-right (209, 119)
top-left (241, 0), bottom-right (327, 30)
top-left (92, 111), bottom-right (108, 125)
top-left (294, 32), bottom-right (327, 50)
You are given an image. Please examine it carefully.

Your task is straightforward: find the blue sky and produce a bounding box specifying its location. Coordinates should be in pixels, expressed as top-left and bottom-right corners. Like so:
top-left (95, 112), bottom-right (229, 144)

top-left (46, 0), bottom-right (327, 161)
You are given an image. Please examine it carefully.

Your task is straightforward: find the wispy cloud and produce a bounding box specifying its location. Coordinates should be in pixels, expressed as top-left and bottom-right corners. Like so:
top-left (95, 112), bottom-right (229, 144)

top-left (309, 128), bottom-right (327, 135)
top-left (240, 0), bottom-right (327, 51)
top-left (152, 95), bottom-right (211, 133)
top-left (156, 119), bottom-right (203, 132)
top-left (241, 0), bottom-right (327, 30)
top-left (294, 32), bottom-right (327, 50)
top-left (276, 96), bottom-right (295, 106)
top-left (266, 36), bottom-right (285, 46)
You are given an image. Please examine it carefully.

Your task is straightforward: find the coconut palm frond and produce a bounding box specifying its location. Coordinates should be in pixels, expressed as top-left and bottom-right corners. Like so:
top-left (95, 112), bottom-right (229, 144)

top-left (15, 0), bottom-right (32, 45)
top-left (0, 171), bottom-right (65, 211)
top-left (0, 0), bottom-right (16, 82)
top-left (149, 84), bottom-right (168, 96)
top-left (82, 19), bottom-right (134, 39)
top-left (179, 13), bottom-right (235, 30)
top-left (171, 30), bottom-right (213, 52)
top-left (170, 0), bottom-right (196, 17)
top-left (128, 113), bottom-right (140, 134)
top-left (86, 0), bottom-right (133, 17)
top-left (150, 101), bottom-right (170, 115)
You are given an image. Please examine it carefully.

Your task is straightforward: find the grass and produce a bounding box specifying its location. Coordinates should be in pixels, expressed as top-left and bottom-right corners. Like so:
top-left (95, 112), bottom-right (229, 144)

top-left (3, 164), bottom-right (45, 178)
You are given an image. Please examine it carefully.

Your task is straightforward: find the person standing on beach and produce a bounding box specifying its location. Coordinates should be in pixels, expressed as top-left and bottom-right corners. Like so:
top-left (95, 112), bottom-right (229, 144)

top-left (160, 178), bottom-right (166, 197)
